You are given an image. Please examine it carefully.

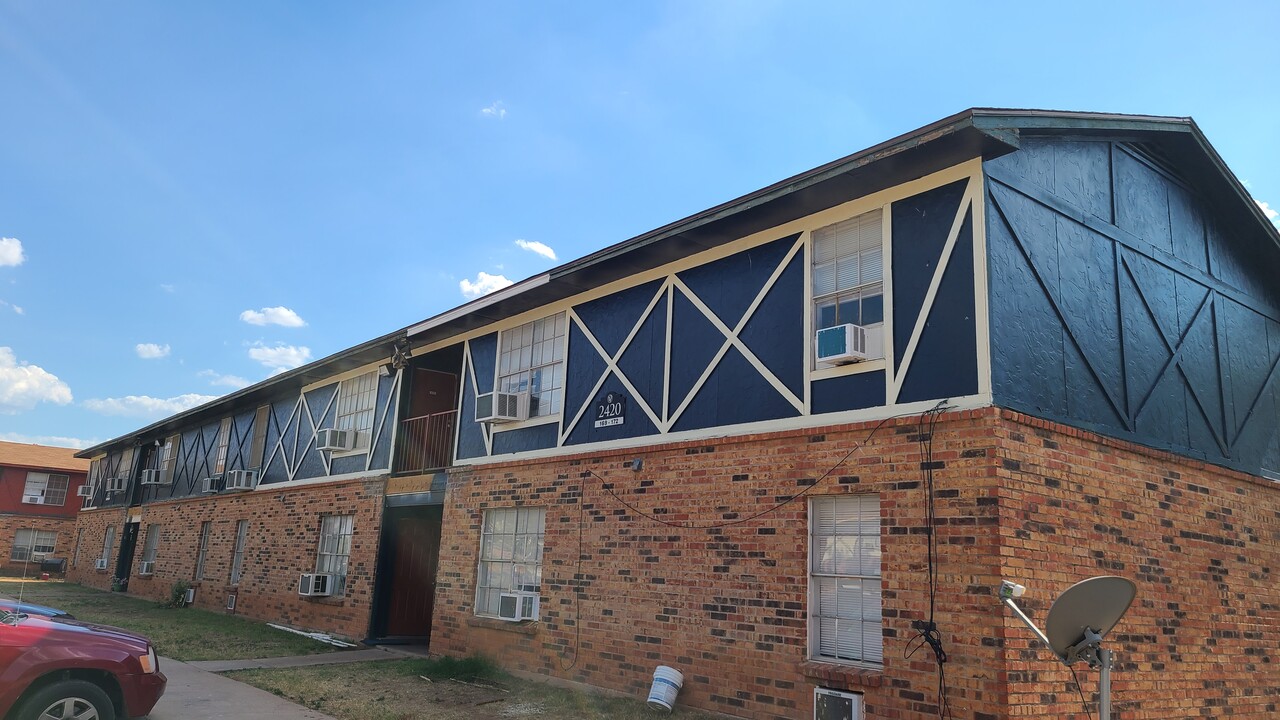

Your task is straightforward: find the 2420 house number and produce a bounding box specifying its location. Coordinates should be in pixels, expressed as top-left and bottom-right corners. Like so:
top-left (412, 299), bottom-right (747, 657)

top-left (594, 393), bottom-right (625, 428)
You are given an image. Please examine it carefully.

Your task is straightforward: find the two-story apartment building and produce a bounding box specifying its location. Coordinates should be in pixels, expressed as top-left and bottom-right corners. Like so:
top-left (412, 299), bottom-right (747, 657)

top-left (73, 109), bottom-right (1280, 719)
top-left (0, 441), bottom-right (89, 573)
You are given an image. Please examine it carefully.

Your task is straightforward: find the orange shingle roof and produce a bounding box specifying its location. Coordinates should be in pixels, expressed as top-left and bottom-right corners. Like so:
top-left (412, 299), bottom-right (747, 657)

top-left (0, 440), bottom-right (90, 473)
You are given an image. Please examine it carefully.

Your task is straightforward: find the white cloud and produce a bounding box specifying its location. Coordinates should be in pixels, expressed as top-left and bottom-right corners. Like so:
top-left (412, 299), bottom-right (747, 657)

top-left (0, 347), bottom-right (72, 414)
top-left (1258, 200), bottom-right (1279, 223)
top-left (248, 343), bottom-right (312, 371)
top-left (240, 306), bottom-right (307, 327)
top-left (459, 271), bottom-right (513, 299)
top-left (0, 238), bottom-right (23, 267)
top-left (135, 343), bottom-right (171, 359)
top-left (11, 305), bottom-right (22, 315)
top-left (83, 393), bottom-right (217, 418)
top-left (198, 369), bottom-right (252, 390)
top-left (480, 101), bottom-right (507, 119)
top-left (0, 432), bottom-right (97, 450)
top-left (515, 239), bottom-right (557, 261)
top-left (159, 283), bottom-right (176, 293)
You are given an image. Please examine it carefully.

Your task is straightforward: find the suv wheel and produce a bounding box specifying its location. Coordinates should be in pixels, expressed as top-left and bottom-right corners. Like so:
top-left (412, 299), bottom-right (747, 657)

top-left (14, 679), bottom-right (116, 720)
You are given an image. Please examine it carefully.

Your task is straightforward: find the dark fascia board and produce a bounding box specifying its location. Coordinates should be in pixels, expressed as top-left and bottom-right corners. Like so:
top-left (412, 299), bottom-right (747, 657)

top-left (408, 108), bottom-right (1021, 346)
top-left (75, 328), bottom-right (407, 459)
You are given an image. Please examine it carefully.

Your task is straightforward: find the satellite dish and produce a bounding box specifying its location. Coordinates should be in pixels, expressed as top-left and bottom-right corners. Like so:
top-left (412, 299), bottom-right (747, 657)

top-left (1044, 576), bottom-right (1136, 660)
top-left (998, 575), bottom-right (1137, 720)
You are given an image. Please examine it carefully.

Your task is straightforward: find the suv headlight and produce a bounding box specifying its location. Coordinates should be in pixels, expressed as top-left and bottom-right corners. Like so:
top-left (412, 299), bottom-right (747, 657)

top-left (137, 645), bottom-right (158, 674)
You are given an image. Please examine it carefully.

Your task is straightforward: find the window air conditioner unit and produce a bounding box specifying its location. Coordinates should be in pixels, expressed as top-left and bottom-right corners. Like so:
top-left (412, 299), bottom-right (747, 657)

top-left (201, 476), bottom-right (221, 494)
top-left (475, 391), bottom-right (529, 424)
top-left (816, 323), bottom-right (880, 365)
top-left (298, 573), bottom-right (335, 597)
top-left (814, 688), bottom-right (864, 720)
top-left (21, 494), bottom-right (42, 505)
top-left (95, 559), bottom-right (109, 571)
top-left (183, 587), bottom-right (196, 605)
top-left (106, 476), bottom-right (127, 493)
top-left (225, 594), bottom-right (237, 611)
top-left (224, 469), bottom-right (258, 492)
top-left (138, 561), bottom-right (155, 576)
top-left (76, 485), bottom-right (93, 498)
top-left (497, 591), bottom-right (540, 622)
top-left (316, 428), bottom-right (355, 452)
top-left (140, 469), bottom-right (164, 485)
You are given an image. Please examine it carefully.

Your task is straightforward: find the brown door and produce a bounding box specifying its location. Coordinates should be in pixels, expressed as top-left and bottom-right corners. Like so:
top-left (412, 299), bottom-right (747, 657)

top-left (398, 369), bottom-right (459, 473)
top-left (410, 369), bottom-right (457, 417)
top-left (383, 508), bottom-right (442, 638)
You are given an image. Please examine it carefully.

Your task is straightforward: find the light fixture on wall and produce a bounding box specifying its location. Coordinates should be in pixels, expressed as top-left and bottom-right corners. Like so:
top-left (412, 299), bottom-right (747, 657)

top-left (390, 339), bottom-right (412, 371)
top-left (997, 576), bottom-right (1136, 720)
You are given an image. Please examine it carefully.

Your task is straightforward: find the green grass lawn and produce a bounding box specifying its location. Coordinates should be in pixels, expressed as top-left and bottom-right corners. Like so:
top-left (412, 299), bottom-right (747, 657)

top-left (229, 656), bottom-right (716, 720)
top-left (0, 578), bottom-right (337, 661)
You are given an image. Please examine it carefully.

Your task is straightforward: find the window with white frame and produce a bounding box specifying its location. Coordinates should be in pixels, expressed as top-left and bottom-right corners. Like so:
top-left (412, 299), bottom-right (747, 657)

top-left (73, 528), bottom-right (84, 568)
top-left (230, 520), bottom-right (249, 585)
top-left (195, 521), bottom-right (212, 580)
top-left (22, 472), bottom-right (69, 506)
top-left (335, 373), bottom-right (377, 450)
top-left (101, 527), bottom-right (115, 566)
top-left (11, 529), bottom-right (56, 562)
top-left (475, 507), bottom-right (545, 618)
top-left (139, 524), bottom-right (161, 573)
top-left (809, 494), bottom-right (882, 666)
top-left (214, 418), bottom-right (232, 474)
top-left (161, 434), bottom-right (180, 484)
top-left (315, 515), bottom-right (354, 592)
top-left (812, 210), bottom-right (885, 360)
top-left (498, 313), bottom-right (566, 419)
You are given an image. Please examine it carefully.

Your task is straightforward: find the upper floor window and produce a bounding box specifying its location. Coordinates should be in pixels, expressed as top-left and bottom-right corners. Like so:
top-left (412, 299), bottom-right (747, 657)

top-left (214, 418), bottom-right (232, 474)
top-left (498, 313), bottom-right (566, 418)
top-left (336, 373), bottom-right (377, 450)
top-left (813, 210), bottom-right (884, 360)
top-left (22, 472), bottom-right (69, 506)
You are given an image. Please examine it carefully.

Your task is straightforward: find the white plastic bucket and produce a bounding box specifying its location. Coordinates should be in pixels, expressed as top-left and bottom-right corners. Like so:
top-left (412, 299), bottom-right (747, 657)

top-left (646, 665), bottom-right (684, 713)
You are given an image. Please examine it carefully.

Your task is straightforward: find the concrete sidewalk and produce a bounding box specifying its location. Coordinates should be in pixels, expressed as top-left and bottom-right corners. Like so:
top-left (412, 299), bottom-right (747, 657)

top-left (188, 647), bottom-right (398, 673)
top-left (148, 657), bottom-right (337, 720)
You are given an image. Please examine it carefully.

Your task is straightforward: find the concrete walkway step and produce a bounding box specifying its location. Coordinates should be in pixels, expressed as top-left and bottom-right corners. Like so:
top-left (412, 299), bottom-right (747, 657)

top-left (189, 647), bottom-right (398, 673)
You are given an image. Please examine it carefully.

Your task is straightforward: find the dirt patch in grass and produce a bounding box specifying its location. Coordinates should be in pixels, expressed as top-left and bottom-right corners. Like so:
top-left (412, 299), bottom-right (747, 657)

top-left (0, 578), bottom-right (337, 661)
top-left (227, 657), bottom-right (715, 720)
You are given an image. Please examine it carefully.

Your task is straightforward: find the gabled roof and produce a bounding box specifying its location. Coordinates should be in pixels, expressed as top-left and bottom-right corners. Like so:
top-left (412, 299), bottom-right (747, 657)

top-left (405, 108), bottom-right (1279, 347)
top-left (0, 440), bottom-right (90, 473)
top-left (77, 108), bottom-right (1278, 459)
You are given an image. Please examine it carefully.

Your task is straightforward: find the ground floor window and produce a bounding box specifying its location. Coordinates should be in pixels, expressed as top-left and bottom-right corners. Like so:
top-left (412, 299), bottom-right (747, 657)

top-left (475, 506), bottom-right (545, 618)
top-left (11, 529), bottom-right (56, 562)
top-left (195, 521), bottom-right (212, 580)
top-left (809, 494), bottom-right (883, 666)
top-left (316, 514), bottom-right (354, 593)
top-left (230, 520), bottom-right (249, 585)
top-left (101, 527), bottom-right (115, 566)
top-left (139, 524), bottom-right (161, 573)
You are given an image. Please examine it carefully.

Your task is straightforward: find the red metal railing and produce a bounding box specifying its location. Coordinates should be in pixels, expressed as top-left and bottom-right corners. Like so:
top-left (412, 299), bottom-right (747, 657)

top-left (394, 410), bottom-right (457, 474)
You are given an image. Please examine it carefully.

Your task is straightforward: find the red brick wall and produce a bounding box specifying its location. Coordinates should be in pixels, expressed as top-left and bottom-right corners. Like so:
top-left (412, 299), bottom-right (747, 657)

top-left (433, 409), bottom-right (1007, 719)
top-left (993, 409), bottom-right (1280, 719)
top-left (0, 514), bottom-right (78, 574)
top-left (432, 408), bottom-right (1280, 719)
top-left (68, 477), bottom-right (386, 640)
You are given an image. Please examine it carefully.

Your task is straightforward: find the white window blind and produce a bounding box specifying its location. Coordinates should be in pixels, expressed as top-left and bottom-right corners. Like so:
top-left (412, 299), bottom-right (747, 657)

top-left (475, 507), bottom-right (546, 617)
top-left (336, 374), bottom-right (377, 449)
top-left (812, 210), bottom-right (886, 341)
top-left (809, 494), bottom-right (883, 666)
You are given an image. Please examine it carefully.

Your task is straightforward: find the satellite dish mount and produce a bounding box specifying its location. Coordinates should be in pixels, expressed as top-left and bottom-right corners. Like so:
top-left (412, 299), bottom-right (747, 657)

top-left (998, 576), bottom-right (1136, 720)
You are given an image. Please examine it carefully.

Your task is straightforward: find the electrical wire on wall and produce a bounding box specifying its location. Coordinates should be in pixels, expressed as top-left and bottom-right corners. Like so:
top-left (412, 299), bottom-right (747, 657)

top-left (904, 402), bottom-right (954, 720)
top-left (558, 471), bottom-right (585, 671)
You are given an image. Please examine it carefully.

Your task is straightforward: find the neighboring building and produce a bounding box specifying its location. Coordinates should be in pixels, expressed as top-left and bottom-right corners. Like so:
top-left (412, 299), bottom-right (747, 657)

top-left (72, 109), bottom-right (1280, 719)
top-left (0, 441), bottom-right (89, 573)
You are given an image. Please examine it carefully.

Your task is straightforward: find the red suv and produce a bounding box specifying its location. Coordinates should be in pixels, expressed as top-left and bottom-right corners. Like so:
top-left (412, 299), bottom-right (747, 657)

top-left (0, 610), bottom-right (166, 720)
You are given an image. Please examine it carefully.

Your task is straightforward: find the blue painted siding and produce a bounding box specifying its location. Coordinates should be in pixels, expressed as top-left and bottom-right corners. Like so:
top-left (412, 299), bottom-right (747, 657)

top-left (460, 181), bottom-right (983, 460)
top-left (986, 138), bottom-right (1280, 476)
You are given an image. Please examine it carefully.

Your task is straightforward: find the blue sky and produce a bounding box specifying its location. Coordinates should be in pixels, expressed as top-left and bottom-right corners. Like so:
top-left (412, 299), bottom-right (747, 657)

top-left (1, 1), bottom-right (1278, 449)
